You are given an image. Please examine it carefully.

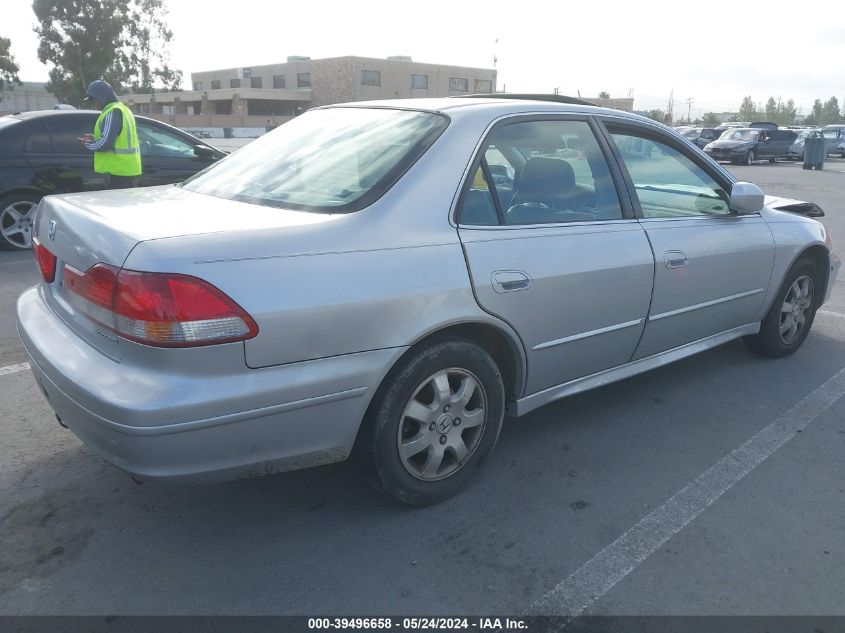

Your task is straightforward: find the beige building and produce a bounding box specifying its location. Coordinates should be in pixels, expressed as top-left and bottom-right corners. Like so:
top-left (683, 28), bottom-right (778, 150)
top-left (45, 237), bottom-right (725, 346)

top-left (124, 55), bottom-right (496, 130)
top-left (0, 81), bottom-right (59, 115)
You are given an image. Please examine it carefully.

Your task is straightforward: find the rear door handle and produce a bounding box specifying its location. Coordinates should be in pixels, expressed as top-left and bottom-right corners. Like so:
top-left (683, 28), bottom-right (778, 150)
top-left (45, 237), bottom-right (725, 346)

top-left (664, 250), bottom-right (689, 269)
top-left (492, 270), bottom-right (531, 293)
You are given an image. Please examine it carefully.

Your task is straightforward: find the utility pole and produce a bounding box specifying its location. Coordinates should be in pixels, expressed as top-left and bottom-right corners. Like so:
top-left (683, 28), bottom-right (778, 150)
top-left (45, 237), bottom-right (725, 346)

top-left (685, 97), bottom-right (694, 123)
top-left (666, 89), bottom-right (674, 124)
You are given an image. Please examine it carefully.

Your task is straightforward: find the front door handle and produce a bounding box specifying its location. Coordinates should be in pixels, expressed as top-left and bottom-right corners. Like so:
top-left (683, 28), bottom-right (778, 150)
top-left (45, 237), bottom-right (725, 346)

top-left (664, 251), bottom-right (689, 269)
top-left (492, 270), bottom-right (531, 293)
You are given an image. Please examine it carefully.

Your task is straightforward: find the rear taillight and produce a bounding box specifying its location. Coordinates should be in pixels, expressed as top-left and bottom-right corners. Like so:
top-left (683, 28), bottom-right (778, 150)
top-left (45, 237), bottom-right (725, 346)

top-left (32, 237), bottom-right (57, 283)
top-left (63, 264), bottom-right (258, 347)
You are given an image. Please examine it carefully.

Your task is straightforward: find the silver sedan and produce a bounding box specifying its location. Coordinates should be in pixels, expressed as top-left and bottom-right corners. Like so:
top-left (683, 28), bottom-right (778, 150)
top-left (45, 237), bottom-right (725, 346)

top-left (18, 97), bottom-right (841, 505)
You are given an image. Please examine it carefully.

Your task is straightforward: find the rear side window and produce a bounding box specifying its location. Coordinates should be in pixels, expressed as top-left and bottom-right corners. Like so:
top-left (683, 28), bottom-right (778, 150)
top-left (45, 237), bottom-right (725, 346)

top-left (25, 122), bottom-right (53, 153)
top-left (49, 118), bottom-right (94, 154)
top-left (183, 107), bottom-right (448, 213)
top-left (458, 119), bottom-right (623, 226)
top-left (0, 118), bottom-right (28, 153)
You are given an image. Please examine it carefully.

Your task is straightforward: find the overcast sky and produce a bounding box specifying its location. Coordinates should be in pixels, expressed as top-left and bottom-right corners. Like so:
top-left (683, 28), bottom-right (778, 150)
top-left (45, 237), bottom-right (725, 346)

top-left (5, 0), bottom-right (844, 117)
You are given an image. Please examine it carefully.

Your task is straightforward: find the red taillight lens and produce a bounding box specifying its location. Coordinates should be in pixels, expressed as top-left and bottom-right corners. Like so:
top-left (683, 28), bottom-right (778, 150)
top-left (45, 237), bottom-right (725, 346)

top-left (63, 264), bottom-right (258, 347)
top-left (32, 237), bottom-right (57, 283)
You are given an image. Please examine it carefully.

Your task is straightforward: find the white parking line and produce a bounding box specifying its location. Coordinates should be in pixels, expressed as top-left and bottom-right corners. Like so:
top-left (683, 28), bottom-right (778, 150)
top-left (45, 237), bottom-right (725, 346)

top-left (0, 362), bottom-right (30, 377)
top-left (818, 309), bottom-right (845, 319)
top-left (529, 365), bottom-right (845, 617)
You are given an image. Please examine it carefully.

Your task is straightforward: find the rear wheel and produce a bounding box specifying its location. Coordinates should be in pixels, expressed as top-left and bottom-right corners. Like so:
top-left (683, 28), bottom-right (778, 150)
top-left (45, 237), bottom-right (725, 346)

top-left (0, 193), bottom-right (40, 250)
top-left (359, 337), bottom-right (505, 505)
top-left (745, 259), bottom-right (819, 357)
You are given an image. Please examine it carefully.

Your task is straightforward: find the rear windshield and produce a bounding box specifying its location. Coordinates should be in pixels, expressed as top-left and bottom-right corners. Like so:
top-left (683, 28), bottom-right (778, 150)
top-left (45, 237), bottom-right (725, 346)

top-left (720, 129), bottom-right (759, 141)
top-left (182, 107), bottom-right (449, 213)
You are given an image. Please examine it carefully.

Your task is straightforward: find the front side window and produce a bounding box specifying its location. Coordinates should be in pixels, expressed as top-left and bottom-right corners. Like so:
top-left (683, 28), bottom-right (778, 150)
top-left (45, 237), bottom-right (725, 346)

top-left (183, 107), bottom-right (448, 213)
top-left (458, 119), bottom-right (623, 226)
top-left (449, 77), bottom-right (469, 92)
top-left (609, 130), bottom-right (731, 218)
top-left (297, 73), bottom-right (311, 88)
top-left (136, 123), bottom-right (195, 157)
top-left (361, 70), bottom-right (381, 86)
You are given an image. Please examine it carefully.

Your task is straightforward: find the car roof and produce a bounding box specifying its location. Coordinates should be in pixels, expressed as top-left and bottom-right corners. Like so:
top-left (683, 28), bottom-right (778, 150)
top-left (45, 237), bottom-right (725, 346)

top-left (321, 96), bottom-right (654, 125)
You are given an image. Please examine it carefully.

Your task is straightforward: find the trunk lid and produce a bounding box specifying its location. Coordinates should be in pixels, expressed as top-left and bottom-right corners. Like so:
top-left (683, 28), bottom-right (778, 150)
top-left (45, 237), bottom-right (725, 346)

top-left (33, 185), bottom-right (335, 359)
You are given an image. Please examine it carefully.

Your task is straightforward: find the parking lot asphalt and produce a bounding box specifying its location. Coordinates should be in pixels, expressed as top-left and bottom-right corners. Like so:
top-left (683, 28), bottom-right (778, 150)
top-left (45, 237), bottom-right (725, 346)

top-left (1, 159), bottom-right (844, 616)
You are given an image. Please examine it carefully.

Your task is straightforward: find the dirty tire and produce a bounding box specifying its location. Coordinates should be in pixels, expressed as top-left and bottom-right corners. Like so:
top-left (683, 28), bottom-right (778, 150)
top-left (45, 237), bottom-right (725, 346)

top-left (744, 258), bottom-right (819, 358)
top-left (358, 337), bottom-right (505, 506)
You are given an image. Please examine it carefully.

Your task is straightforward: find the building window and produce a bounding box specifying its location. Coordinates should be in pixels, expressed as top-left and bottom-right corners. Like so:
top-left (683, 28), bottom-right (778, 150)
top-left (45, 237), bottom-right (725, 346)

top-left (230, 78), bottom-right (241, 88)
top-left (211, 80), bottom-right (221, 90)
top-left (273, 74), bottom-right (286, 89)
top-left (474, 79), bottom-right (493, 93)
top-left (297, 73), bottom-right (311, 88)
top-left (449, 77), bottom-right (469, 92)
top-left (251, 76), bottom-right (262, 89)
top-left (411, 74), bottom-right (428, 89)
top-left (242, 68), bottom-right (252, 78)
top-left (361, 70), bottom-right (381, 86)
top-left (193, 81), bottom-right (202, 91)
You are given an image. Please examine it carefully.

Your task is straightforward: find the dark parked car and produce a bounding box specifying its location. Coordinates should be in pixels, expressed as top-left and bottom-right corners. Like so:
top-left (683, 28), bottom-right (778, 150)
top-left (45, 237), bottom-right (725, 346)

top-left (680, 127), bottom-right (720, 149)
top-left (0, 110), bottom-right (226, 250)
top-left (703, 127), bottom-right (797, 166)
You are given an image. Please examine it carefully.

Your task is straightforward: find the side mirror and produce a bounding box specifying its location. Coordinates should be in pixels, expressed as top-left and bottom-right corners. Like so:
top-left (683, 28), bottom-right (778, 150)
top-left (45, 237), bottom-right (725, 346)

top-left (730, 182), bottom-right (764, 214)
top-left (194, 145), bottom-right (215, 159)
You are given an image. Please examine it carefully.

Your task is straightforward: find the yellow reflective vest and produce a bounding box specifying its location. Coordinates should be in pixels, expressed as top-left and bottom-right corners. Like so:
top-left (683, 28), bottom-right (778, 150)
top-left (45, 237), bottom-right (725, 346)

top-left (93, 101), bottom-right (142, 177)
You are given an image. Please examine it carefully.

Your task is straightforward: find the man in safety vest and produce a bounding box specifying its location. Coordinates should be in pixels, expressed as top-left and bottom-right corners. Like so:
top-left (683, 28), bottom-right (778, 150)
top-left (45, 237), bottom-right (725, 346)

top-left (78, 80), bottom-right (142, 188)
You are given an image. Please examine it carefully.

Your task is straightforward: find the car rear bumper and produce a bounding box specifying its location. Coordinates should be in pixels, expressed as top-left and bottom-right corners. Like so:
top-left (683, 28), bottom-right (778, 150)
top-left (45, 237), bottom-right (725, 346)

top-left (17, 286), bottom-right (404, 482)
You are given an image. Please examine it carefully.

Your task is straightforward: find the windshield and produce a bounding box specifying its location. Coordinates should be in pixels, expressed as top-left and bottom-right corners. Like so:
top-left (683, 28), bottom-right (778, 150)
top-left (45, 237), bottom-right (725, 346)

top-left (682, 129), bottom-right (701, 138)
top-left (182, 107), bottom-right (448, 213)
top-left (720, 129), bottom-right (759, 142)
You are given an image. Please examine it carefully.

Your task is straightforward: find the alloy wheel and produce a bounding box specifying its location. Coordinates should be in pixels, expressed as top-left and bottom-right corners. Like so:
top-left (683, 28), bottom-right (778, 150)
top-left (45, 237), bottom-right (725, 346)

top-left (0, 200), bottom-right (38, 249)
top-left (396, 368), bottom-right (487, 481)
top-left (779, 275), bottom-right (814, 345)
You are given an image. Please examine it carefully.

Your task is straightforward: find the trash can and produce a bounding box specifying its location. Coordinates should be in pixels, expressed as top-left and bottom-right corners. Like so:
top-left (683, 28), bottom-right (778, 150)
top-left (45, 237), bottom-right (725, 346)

top-left (803, 131), bottom-right (825, 170)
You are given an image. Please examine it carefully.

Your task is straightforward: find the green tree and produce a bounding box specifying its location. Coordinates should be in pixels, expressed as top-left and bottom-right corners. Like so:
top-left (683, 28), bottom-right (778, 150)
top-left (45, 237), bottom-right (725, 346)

top-left (779, 99), bottom-right (796, 126)
top-left (0, 35), bottom-right (22, 91)
top-left (738, 95), bottom-right (758, 122)
top-left (701, 112), bottom-right (720, 125)
top-left (33, 0), bottom-right (182, 105)
top-left (598, 91), bottom-right (610, 99)
top-left (821, 96), bottom-right (842, 125)
top-left (804, 99), bottom-right (824, 126)
top-left (765, 97), bottom-right (778, 121)
top-left (644, 108), bottom-right (665, 122)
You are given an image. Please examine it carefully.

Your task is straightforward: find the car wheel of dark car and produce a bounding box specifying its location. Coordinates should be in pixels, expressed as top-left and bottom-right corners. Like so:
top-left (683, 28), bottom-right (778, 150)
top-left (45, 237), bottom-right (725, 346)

top-left (0, 193), bottom-right (41, 250)
top-left (769, 157), bottom-right (776, 163)
top-left (744, 150), bottom-right (755, 166)
top-left (744, 258), bottom-right (819, 358)
top-left (359, 337), bottom-right (505, 506)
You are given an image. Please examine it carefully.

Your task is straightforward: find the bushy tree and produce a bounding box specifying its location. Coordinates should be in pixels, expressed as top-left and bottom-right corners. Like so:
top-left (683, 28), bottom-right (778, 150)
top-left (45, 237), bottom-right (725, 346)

top-left (0, 35), bottom-right (22, 91)
top-left (738, 96), bottom-right (758, 122)
top-left (804, 99), bottom-right (824, 126)
top-left (701, 112), bottom-right (720, 125)
top-left (821, 97), bottom-right (842, 125)
top-left (33, 0), bottom-right (182, 105)
top-left (598, 91), bottom-right (610, 99)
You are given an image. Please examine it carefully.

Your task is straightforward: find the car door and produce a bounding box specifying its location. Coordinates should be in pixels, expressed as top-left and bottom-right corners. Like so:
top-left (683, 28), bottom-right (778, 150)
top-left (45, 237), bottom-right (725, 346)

top-left (600, 120), bottom-right (775, 359)
top-left (456, 117), bottom-right (655, 395)
top-left (23, 116), bottom-right (103, 195)
top-left (135, 120), bottom-right (217, 186)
